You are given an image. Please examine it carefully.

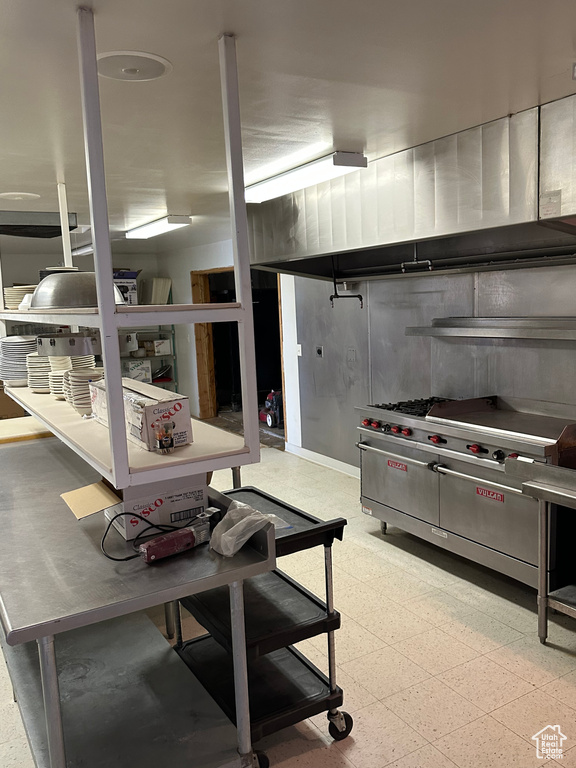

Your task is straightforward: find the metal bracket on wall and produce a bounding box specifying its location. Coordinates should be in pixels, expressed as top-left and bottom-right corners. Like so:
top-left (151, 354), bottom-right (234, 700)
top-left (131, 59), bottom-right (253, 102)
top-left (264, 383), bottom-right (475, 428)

top-left (329, 257), bottom-right (364, 308)
top-left (400, 243), bottom-right (434, 274)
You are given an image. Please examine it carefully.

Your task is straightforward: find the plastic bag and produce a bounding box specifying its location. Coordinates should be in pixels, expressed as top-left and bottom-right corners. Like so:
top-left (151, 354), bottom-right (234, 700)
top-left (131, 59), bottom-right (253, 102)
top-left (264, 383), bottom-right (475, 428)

top-left (210, 501), bottom-right (269, 557)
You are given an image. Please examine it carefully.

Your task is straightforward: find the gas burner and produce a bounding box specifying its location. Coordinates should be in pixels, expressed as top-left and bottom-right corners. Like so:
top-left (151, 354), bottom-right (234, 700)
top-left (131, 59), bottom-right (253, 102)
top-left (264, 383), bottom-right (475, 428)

top-left (369, 397), bottom-right (452, 417)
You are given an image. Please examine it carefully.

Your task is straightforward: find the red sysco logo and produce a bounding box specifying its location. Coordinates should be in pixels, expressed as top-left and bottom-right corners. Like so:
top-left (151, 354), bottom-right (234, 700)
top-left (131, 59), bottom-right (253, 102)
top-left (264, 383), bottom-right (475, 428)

top-left (476, 487), bottom-right (504, 502)
top-left (150, 402), bottom-right (183, 430)
top-left (388, 460), bottom-right (407, 472)
top-left (130, 517), bottom-right (140, 527)
top-left (138, 498), bottom-right (163, 517)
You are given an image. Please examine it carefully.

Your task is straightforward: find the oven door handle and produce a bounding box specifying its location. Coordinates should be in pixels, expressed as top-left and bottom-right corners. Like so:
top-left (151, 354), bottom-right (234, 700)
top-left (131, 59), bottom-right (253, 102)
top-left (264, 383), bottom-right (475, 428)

top-left (356, 442), bottom-right (432, 468)
top-left (431, 463), bottom-right (523, 495)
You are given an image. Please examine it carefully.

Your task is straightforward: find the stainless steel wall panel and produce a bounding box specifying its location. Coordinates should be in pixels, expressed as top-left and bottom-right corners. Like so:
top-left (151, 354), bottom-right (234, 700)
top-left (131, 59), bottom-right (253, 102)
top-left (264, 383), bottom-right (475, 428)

top-left (294, 263), bottom-right (576, 465)
top-left (459, 129), bottom-right (483, 226)
top-left (433, 134), bottom-right (459, 233)
top-left (540, 95), bottom-right (576, 218)
top-left (295, 276), bottom-right (369, 467)
top-left (477, 265), bottom-right (576, 316)
top-left (249, 109), bottom-right (538, 266)
top-left (360, 161), bottom-right (379, 247)
top-left (368, 273), bottom-right (474, 404)
top-left (413, 143), bottom-right (436, 235)
top-left (510, 108), bottom-right (538, 221)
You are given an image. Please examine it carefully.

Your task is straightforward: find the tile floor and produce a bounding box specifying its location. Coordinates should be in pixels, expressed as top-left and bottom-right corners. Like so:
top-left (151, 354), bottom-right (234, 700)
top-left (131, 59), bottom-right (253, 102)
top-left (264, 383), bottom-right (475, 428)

top-left (1, 445), bottom-right (575, 767)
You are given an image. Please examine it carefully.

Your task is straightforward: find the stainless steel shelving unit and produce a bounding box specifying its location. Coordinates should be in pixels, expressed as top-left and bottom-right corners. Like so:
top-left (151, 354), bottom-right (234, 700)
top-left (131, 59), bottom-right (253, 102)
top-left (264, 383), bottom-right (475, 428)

top-left (0, 11), bottom-right (260, 491)
top-left (0, 9), bottom-right (268, 768)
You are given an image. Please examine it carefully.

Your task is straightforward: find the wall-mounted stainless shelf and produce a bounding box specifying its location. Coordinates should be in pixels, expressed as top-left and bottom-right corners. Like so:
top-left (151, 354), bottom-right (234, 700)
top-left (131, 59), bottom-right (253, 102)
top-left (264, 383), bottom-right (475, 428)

top-left (406, 317), bottom-right (576, 341)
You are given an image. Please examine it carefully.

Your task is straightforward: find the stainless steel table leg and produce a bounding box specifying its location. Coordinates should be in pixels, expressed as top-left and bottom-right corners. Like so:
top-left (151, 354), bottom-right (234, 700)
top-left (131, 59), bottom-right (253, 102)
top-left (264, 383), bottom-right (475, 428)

top-left (37, 635), bottom-right (66, 768)
top-left (538, 499), bottom-right (549, 644)
top-left (174, 600), bottom-right (183, 649)
top-left (232, 466), bottom-right (242, 489)
top-left (164, 601), bottom-right (177, 639)
top-left (229, 580), bottom-right (254, 766)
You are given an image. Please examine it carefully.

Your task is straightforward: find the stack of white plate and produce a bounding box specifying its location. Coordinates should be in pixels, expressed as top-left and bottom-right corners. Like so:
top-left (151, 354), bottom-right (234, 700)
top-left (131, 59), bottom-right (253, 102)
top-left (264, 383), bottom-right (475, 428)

top-left (3, 286), bottom-right (37, 309)
top-left (0, 336), bottom-right (37, 385)
top-left (68, 367), bottom-right (104, 415)
top-left (71, 355), bottom-right (96, 369)
top-left (26, 353), bottom-right (51, 393)
top-left (49, 371), bottom-right (67, 400)
top-left (49, 357), bottom-right (73, 373)
top-left (63, 371), bottom-right (72, 404)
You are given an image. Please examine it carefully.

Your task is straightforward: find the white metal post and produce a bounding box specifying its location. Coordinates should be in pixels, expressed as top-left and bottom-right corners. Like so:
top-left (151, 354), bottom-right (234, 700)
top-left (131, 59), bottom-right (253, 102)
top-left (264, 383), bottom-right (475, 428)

top-left (76, 7), bottom-right (130, 488)
top-left (57, 183), bottom-right (73, 267)
top-left (0, 243), bottom-right (6, 340)
top-left (218, 35), bottom-right (260, 462)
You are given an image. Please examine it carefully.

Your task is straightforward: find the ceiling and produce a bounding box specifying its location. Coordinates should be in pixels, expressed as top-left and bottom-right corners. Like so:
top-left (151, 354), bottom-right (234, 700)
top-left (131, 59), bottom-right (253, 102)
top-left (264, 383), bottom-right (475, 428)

top-left (2, 0), bottom-right (576, 256)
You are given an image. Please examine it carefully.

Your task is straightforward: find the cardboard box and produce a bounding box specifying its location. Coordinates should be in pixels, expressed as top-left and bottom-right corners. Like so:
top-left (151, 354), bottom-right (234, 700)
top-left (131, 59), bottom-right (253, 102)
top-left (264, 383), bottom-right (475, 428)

top-left (61, 476), bottom-right (208, 541)
top-left (90, 378), bottom-right (192, 451)
top-left (113, 270), bottom-right (141, 306)
top-left (142, 338), bottom-right (172, 357)
top-left (121, 358), bottom-right (152, 383)
top-left (0, 391), bottom-right (26, 420)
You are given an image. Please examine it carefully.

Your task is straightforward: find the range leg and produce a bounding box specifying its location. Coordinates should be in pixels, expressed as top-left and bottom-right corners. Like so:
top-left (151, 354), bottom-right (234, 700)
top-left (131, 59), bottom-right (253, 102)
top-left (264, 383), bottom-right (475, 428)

top-left (37, 635), bottom-right (66, 768)
top-left (229, 580), bottom-right (256, 767)
top-left (538, 500), bottom-right (549, 644)
top-left (232, 466), bottom-right (242, 489)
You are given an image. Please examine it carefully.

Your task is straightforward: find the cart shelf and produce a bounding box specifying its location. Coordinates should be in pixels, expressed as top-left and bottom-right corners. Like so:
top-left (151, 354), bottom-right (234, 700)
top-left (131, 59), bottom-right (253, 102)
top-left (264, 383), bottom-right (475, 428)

top-left (177, 636), bottom-right (343, 743)
top-left (5, 386), bottom-right (250, 488)
top-left (181, 569), bottom-right (341, 658)
top-left (209, 487), bottom-right (347, 556)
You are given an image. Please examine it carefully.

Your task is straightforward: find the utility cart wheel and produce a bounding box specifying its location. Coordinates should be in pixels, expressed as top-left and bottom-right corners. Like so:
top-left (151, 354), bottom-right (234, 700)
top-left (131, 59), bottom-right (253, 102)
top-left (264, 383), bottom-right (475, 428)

top-left (255, 751), bottom-right (269, 768)
top-left (328, 711), bottom-right (354, 741)
top-left (380, 521), bottom-right (388, 535)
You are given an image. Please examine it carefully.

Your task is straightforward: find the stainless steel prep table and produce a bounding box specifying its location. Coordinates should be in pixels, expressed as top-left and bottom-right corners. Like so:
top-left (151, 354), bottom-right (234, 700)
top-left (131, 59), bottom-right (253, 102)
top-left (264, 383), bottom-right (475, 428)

top-left (0, 438), bottom-right (275, 768)
top-left (506, 458), bottom-right (576, 643)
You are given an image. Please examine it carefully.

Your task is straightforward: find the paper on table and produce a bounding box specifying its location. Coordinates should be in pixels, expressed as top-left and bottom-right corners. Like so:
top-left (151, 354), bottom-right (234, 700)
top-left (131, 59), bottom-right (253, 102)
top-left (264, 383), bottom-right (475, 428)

top-left (61, 481), bottom-right (121, 520)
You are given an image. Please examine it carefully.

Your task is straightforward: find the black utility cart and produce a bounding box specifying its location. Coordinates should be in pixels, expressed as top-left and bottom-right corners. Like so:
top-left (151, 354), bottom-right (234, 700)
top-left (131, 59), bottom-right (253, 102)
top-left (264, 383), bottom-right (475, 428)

top-left (175, 486), bottom-right (354, 767)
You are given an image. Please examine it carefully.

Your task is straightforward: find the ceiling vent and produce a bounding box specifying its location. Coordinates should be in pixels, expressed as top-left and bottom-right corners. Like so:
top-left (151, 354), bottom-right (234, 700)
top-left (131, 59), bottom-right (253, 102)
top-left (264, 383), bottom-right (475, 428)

top-left (0, 211), bottom-right (77, 238)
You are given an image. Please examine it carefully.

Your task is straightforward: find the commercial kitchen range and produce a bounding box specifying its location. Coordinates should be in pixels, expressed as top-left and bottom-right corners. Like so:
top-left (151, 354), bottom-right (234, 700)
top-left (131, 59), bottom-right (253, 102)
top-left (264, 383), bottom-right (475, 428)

top-left (357, 396), bottom-right (576, 588)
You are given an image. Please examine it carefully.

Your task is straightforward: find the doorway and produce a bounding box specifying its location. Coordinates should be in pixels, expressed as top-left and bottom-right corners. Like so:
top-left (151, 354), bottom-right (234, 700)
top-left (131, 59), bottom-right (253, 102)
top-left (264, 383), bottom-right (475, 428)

top-left (191, 267), bottom-right (284, 447)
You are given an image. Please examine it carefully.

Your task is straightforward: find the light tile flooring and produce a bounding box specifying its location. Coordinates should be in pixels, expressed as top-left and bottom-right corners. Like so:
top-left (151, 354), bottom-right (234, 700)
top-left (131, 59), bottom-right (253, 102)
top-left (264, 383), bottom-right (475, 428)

top-left (2, 446), bottom-right (576, 767)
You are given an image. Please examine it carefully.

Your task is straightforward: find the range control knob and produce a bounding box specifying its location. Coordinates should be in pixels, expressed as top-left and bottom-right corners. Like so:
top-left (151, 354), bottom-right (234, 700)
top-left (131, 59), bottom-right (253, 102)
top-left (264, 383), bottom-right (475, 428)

top-left (428, 435), bottom-right (445, 445)
top-left (508, 453), bottom-right (519, 459)
top-left (371, 421), bottom-right (381, 429)
top-left (401, 428), bottom-right (412, 436)
top-left (467, 443), bottom-right (487, 455)
top-left (361, 418), bottom-right (371, 427)
top-left (391, 425), bottom-right (401, 434)
top-left (492, 450), bottom-right (506, 462)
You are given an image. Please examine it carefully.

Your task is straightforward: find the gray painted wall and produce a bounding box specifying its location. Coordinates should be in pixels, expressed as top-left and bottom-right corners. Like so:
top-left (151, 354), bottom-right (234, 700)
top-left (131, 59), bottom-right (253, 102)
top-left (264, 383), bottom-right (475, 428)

top-left (295, 264), bottom-right (576, 468)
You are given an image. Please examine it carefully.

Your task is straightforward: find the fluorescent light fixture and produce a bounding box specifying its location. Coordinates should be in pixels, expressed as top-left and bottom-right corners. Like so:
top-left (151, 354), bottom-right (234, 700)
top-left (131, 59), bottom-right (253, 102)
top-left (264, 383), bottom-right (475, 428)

top-left (71, 243), bottom-right (94, 256)
top-left (245, 151), bottom-right (368, 204)
top-left (125, 215), bottom-right (191, 239)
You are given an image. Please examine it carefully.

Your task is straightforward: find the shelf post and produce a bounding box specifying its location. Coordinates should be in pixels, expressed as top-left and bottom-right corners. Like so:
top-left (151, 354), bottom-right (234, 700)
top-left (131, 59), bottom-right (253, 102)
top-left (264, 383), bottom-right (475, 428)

top-left (76, 7), bottom-right (130, 487)
top-left (0, 244), bottom-right (6, 340)
top-left (57, 182), bottom-right (73, 268)
top-left (218, 34), bottom-right (260, 464)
